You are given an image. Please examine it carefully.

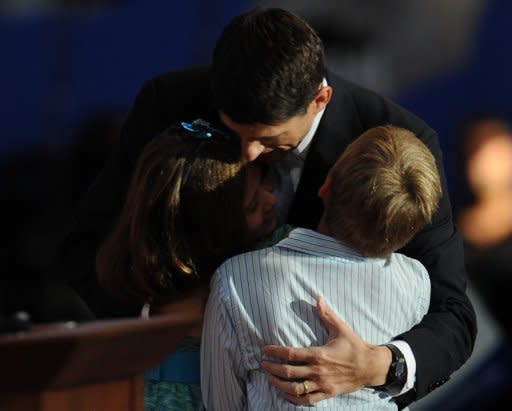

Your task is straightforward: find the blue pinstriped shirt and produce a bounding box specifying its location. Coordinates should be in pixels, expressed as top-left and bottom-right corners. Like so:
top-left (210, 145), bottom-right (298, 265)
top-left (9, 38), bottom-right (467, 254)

top-left (201, 228), bottom-right (430, 411)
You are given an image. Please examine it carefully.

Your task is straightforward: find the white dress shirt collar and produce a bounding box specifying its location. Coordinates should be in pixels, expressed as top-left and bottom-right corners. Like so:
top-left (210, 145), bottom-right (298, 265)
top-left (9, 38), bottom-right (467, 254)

top-left (293, 78), bottom-right (328, 158)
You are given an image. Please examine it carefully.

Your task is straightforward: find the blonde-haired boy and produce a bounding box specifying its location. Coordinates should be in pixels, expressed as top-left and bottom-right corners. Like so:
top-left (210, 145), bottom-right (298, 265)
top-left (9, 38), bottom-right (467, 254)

top-left (202, 125), bottom-right (442, 411)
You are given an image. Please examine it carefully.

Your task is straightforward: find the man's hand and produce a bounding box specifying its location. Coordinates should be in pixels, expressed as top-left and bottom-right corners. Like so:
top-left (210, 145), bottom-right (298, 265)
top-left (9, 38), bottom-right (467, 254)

top-left (260, 296), bottom-right (391, 405)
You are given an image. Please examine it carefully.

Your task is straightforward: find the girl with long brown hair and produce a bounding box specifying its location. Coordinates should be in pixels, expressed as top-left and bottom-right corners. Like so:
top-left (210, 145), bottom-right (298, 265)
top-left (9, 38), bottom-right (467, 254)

top-left (96, 120), bottom-right (278, 410)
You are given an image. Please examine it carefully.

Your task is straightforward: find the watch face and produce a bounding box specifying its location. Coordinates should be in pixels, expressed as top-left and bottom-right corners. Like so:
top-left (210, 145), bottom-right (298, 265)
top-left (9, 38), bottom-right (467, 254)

top-left (395, 357), bottom-right (407, 379)
top-left (384, 344), bottom-right (407, 395)
top-left (370, 344), bottom-right (407, 396)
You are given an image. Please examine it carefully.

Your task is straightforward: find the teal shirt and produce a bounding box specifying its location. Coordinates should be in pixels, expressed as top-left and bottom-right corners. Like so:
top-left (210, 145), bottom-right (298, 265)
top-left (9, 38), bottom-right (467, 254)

top-left (254, 224), bottom-right (294, 249)
top-left (144, 337), bottom-right (203, 411)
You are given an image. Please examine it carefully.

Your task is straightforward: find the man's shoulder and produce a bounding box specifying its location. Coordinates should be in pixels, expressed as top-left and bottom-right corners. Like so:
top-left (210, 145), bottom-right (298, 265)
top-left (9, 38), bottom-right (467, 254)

top-left (142, 65), bottom-right (211, 102)
top-left (126, 65), bottom-right (215, 135)
top-left (325, 69), bottom-right (433, 138)
top-left (327, 70), bottom-right (387, 106)
top-left (149, 65), bottom-right (210, 87)
top-left (131, 65), bottom-right (209, 106)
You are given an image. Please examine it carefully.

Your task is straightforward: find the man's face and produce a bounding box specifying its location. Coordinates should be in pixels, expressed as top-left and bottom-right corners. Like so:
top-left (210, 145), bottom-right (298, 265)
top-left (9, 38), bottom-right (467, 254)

top-left (220, 85), bottom-right (332, 163)
top-left (220, 110), bottom-right (316, 164)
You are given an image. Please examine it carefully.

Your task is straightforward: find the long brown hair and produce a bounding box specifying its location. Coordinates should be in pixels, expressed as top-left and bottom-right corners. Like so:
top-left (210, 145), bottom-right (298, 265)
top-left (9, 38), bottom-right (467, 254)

top-left (96, 128), bottom-right (248, 305)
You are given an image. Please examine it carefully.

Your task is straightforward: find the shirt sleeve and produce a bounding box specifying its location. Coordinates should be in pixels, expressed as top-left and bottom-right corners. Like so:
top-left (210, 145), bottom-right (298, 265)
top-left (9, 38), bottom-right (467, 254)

top-left (201, 274), bottom-right (246, 411)
top-left (389, 340), bottom-right (416, 396)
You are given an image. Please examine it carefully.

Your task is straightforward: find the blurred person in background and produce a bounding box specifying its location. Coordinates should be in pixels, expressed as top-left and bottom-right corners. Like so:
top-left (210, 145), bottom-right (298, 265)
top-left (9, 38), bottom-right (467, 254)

top-left (456, 116), bottom-right (512, 336)
top-left (417, 115), bottom-right (512, 411)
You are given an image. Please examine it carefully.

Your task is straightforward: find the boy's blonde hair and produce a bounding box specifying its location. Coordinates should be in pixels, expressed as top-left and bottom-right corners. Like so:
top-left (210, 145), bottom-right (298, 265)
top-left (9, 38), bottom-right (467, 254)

top-left (325, 125), bottom-right (442, 258)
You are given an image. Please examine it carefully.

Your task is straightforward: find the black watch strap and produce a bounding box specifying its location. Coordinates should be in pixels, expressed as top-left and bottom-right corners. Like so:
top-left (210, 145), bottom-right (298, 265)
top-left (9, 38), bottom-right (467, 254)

top-left (371, 343), bottom-right (408, 396)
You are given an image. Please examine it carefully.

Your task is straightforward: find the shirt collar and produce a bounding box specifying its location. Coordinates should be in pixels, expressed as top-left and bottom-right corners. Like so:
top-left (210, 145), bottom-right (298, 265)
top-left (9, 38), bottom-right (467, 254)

top-left (276, 228), bottom-right (387, 264)
top-left (293, 78), bottom-right (328, 158)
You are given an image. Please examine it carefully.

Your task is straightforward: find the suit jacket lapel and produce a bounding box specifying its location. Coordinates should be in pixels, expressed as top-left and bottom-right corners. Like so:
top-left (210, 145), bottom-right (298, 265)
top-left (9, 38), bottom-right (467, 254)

top-left (287, 72), bottom-right (358, 228)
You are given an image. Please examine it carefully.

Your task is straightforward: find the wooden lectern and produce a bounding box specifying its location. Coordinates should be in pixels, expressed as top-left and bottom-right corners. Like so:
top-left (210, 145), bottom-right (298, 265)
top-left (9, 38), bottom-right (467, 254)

top-left (0, 312), bottom-right (200, 411)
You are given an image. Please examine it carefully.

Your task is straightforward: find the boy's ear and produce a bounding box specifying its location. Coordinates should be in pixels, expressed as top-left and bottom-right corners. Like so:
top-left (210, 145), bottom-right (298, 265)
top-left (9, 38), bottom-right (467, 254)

top-left (318, 175), bottom-right (332, 199)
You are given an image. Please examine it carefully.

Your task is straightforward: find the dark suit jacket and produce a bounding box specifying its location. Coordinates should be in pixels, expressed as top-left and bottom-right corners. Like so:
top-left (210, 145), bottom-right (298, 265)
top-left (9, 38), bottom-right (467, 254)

top-left (59, 66), bottom-right (477, 405)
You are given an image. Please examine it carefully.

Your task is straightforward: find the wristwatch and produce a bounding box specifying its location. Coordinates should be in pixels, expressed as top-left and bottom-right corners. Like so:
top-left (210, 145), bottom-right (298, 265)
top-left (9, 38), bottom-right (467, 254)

top-left (371, 343), bottom-right (408, 396)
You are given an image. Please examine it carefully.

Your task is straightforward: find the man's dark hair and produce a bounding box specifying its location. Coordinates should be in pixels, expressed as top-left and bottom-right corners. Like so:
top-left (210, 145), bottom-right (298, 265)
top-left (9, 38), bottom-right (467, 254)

top-left (211, 8), bottom-right (325, 125)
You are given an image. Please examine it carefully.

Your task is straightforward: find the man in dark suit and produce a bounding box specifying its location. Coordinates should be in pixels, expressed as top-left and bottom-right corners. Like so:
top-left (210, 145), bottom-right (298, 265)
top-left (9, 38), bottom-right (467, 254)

top-left (60, 7), bottom-right (476, 409)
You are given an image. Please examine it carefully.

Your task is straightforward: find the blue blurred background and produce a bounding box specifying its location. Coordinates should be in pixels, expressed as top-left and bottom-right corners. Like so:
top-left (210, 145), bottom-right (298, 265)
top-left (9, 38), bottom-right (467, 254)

top-left (1, 0), bottom-right (511, 409)
top-left (2, 0), bottom-right (511, 188)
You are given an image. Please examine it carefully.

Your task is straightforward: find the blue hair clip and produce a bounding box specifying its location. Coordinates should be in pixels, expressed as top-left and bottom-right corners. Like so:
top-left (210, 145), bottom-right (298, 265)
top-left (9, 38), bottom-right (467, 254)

top-left (173, 119), bottom-right (236, 186)
top-left (179, 119), bottom-right (232, 140)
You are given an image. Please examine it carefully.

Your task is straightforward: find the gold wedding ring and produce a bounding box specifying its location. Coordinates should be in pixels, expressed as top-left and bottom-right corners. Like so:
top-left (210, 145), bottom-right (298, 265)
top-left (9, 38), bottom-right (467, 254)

top-left (303, 380), bottom-right (309, 395)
